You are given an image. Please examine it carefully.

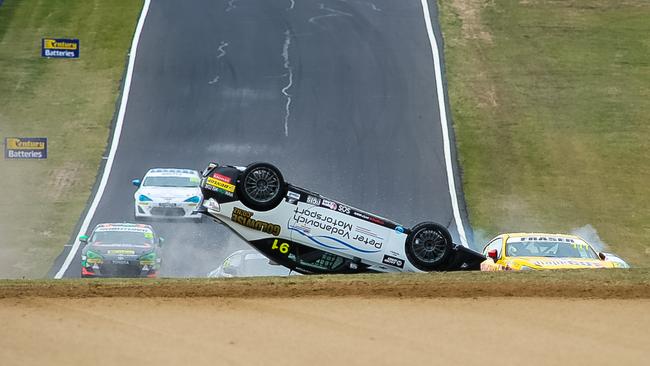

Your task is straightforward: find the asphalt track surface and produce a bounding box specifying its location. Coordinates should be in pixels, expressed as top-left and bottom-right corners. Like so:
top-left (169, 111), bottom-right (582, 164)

top-left (51, 0), bottom-right (471, 278)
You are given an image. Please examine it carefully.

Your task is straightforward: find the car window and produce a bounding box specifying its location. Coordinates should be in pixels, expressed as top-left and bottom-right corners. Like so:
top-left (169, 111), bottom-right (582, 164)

top-left (143, 176), bottom-right (199, 187)
top-left (91, 230), bottom-right (154, 244)
top-left (297, 251), bottom-right (345, 271)
top-left (505, 240), bottom-right (598, 259)
top-left (483, 237), bottom-right (502, 257)
top-left (224, 253), bottom-right (243, 267)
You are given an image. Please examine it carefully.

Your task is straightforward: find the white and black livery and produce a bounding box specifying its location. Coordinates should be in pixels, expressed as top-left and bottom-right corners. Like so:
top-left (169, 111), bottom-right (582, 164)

top-left (197, 162), bottom-right (484, 274)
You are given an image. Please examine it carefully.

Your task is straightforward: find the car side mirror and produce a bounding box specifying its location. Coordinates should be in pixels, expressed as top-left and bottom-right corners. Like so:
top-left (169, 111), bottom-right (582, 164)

top-left (132, 179), bottom-right (141, 187)
top-left (598, 252), bottom-right (606, 260)
top-left (79, 235), bottom-right (89, 243)
top-left (487, 249), bottom-right (498, 261)
top-left (223, 266), bottom-right (237, 275)
top-left (159, 237), bottom-right (165, 247)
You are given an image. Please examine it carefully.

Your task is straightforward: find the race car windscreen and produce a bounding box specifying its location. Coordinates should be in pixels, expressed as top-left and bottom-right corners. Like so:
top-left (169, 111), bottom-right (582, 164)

top-left (505, 240), bottom-right (598, 259)
top-left (91, 231), bottom-right (154, 245)
top-left (143, 176), bottom-right (199, 187)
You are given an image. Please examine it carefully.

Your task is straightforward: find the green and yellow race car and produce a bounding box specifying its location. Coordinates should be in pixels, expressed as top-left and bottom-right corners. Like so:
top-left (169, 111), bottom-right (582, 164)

top-left (80, 223), bottom-right (163, 278)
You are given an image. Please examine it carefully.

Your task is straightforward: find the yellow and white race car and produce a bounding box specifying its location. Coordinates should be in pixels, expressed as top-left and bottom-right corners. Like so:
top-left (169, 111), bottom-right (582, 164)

top-left (480, 233), bottom-right (629, 271)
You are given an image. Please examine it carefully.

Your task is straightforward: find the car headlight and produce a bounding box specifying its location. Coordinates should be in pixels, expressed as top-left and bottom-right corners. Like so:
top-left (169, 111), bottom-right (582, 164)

top-left (86, 250), bottom-right (103, 264)
top-left (139, 252), bottom-right (157, 265)
top-left (138, 194), bottom-right (153, 202)
top-left (184, 196), bottom-right (201, 203)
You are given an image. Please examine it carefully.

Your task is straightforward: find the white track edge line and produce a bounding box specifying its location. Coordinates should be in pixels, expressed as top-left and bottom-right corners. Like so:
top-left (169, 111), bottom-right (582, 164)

top-left (54, 0), bottom-right (152, 279)
top-left (420, 0), bottom-right (469, 247)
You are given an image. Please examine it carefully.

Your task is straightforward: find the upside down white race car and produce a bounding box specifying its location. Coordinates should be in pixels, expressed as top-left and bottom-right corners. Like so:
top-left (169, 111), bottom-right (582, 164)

top-left (196, 162), bottom-right (485, 274)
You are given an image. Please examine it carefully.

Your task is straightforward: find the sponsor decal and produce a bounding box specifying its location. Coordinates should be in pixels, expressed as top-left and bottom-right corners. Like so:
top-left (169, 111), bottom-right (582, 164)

top-left (520, 236), bottom-right (575, 243)
top-left (212, 172), bottom-right (231, 183)
top-left (321, 199), bottom-right (337, 211)
top-left (351, 209), bottom-right (389, 227)
top-left (337, 203), bottom-right (351, 214)
top-left (95, 226), bottom-right (152, 233)
top-left (92, 243), bottom-right (151, 248)
top-left (231, 207), bottom-right (281, 236)
top-left (41, 38), bottom-right (79, 58)
top-left (293, 207), bottom-right (353, 238)
top-left (292, 207), bottom-right (383, 249)
top-left (382, 255), bottom-right (404, 269)
top-left (107, 250), bottom-right (136, 255)
top-left (4, 137), bottom-right (47, 159)
top-left (352, 210), bottom-right (370, 221)
top-left (206, 176), bottom-right (235, 192)
top-left (204, 183), bottom-right (234, 197)
top-left (286, 191), bottom-right (300, 204)
top-left (532, 259), bottom-right (604, 268)
top-left (306, 195), bottom-right (321, 206)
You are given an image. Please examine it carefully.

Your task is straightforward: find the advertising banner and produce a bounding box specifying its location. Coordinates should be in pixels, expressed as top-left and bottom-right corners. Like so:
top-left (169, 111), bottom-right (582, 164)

top-left (5, 137), bottom-right (48, 159)
top-left (42, 38), bottom-right (79, 58)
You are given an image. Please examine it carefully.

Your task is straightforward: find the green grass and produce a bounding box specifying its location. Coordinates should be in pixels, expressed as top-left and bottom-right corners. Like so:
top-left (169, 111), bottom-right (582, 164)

top-left (0, 0), bottom-right (144, 278)
top-left (438, 0), bottom-right (650, 266)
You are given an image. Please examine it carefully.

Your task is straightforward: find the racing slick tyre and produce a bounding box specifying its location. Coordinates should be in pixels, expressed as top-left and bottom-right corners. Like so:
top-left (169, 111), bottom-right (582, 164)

top-left (237, 162), bottom-right (286, 212)
top-left (405, 222), bottom-right (453, 271)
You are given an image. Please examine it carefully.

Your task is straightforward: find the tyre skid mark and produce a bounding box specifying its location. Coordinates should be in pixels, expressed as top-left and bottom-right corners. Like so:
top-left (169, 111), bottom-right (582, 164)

top-left (308, 4), bottom-right (353, 25)
top-left (281, 30), bottom-right (293, 137)
top-left (209, 41), bottom-right (229, 85)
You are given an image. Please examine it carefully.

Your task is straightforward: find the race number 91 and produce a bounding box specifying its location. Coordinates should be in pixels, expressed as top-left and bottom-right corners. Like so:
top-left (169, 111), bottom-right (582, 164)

top-left (271, 239), bottom-right (290, 254)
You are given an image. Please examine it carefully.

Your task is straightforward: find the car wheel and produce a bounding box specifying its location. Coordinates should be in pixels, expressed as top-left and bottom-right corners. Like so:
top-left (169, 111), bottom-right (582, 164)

top-left (405, 222), bottom-right (453, 271)
top-left (237, 162), bottom-right (286, 211)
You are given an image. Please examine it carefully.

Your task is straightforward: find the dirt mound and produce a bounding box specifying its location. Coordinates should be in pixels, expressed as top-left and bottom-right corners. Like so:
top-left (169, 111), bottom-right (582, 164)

top-left (1, 270), bottom-right (649, 299)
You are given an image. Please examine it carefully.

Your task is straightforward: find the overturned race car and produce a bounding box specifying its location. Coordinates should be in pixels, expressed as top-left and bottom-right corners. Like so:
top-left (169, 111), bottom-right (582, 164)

top-left (197, 162), bottom-right (484, 274)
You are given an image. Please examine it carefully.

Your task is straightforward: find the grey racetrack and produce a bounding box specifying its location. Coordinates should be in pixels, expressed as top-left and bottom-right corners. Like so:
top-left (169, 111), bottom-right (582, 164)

top-left (51, 0), bottom-right (472, 278)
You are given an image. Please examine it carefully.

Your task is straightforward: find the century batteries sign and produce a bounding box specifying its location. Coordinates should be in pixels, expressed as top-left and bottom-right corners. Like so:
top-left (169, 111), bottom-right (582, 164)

top-left (4, 137), bottom-right (47, 159)
top-left (42, 38), bottom-right (79, 58)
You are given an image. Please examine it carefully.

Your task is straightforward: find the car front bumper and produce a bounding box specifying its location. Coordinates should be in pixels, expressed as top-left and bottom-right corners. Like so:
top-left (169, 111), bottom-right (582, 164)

top-left (82, 262), bottom-right (158, 278)
top-left (135, 201), bottom-right (201, 219)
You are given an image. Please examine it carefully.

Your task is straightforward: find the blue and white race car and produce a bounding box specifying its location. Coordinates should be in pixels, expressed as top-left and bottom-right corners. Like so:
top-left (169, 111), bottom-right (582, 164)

top-left (132, 168), bottom-right (203, 221)
top-left (197, 162), bottom-right (485, 274)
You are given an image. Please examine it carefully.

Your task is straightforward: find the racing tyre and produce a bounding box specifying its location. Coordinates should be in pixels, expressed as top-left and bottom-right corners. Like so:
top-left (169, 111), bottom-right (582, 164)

top-left (237, 162), bottom-right (286, 211)
top-left (405, 222), bottom-right (453, 271)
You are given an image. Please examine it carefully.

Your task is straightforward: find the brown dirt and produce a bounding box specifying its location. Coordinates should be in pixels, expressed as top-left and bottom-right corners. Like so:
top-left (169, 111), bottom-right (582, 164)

top-left (1, 270), bottom-right (649, 299)
top-left (0, 297), bottom-right (648, 366)
top-left (449, 0), bottom-right (494, 43)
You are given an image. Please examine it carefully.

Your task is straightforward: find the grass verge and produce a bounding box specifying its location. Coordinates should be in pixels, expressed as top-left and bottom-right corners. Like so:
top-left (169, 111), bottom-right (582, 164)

top-left (0, 0), bottom-right (143, 278)
top-left (438, 0), bottom-right (650, 266)
top-left (1, 269), bottom-right (649, 299)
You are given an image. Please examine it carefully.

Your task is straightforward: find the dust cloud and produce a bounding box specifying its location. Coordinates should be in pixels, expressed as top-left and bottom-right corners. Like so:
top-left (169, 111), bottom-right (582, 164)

top-left (570, 224), bottom-right (609, 252)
